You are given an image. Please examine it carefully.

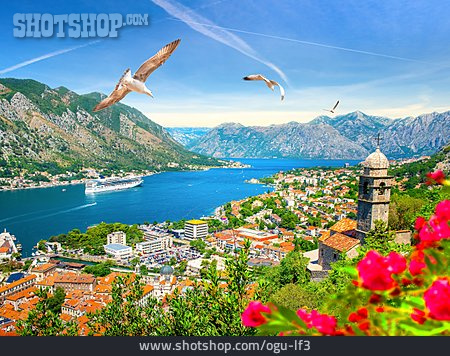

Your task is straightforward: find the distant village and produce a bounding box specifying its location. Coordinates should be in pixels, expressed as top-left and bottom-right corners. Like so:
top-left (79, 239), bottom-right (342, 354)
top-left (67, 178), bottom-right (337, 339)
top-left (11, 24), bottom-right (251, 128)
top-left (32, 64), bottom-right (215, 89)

top-left (0, 146), bottom-right (414, 335)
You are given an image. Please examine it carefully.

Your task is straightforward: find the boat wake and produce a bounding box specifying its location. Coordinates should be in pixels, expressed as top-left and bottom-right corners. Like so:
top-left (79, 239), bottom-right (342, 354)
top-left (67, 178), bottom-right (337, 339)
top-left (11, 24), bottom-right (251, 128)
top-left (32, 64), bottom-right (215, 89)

top-left (2, 203), bottom-right (97, 225)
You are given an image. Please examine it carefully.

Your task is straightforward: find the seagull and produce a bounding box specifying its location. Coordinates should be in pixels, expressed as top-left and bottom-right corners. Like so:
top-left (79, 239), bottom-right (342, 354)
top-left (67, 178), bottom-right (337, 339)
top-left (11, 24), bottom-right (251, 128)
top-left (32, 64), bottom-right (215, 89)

top-left (93, 39), bottom-right (181, 112)
top-left (243, 74), bottom-right (285, 101)
top-left (323, 100), bottom-right (340, 114)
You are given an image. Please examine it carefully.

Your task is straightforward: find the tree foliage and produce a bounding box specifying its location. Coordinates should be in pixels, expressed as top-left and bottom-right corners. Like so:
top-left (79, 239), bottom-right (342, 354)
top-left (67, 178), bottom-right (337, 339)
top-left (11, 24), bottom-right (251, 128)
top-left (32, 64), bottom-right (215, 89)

top-left (50, 222), bottom-right (143, 255)
top-left (17, 288), bottom-right (77, 336)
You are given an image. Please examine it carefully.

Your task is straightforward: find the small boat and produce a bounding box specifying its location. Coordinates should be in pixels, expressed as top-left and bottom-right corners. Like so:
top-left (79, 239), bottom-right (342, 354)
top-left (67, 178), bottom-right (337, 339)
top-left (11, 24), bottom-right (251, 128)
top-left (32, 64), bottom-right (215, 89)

top-left (62, 188), bottom-right (66, 192)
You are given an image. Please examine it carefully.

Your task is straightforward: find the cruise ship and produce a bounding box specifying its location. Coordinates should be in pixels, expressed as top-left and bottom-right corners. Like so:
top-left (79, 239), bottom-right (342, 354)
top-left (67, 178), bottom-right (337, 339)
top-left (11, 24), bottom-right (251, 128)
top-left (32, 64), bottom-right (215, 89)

top-left (85, 176), bottom-right (143, 194)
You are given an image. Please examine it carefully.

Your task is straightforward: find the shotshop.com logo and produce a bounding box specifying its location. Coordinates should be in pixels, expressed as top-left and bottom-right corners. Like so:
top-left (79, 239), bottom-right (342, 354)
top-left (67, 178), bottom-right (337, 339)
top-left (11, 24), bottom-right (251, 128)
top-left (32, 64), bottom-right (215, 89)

top-left (13, 13), bottom-right (150, 38)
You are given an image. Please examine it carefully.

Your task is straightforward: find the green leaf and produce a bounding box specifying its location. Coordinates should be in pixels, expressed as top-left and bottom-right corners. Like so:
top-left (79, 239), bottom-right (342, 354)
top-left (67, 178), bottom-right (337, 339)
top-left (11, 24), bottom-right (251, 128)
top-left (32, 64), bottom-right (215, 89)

top-left (399, 322), bottom-right (450, 336)
top-left (340, 266), bottom-right (358, 278)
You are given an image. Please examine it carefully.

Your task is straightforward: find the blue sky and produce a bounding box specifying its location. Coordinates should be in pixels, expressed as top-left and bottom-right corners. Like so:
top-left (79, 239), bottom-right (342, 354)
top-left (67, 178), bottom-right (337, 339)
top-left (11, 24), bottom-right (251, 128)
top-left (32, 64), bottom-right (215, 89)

top-left (1, 0), bottom-right (450, 127)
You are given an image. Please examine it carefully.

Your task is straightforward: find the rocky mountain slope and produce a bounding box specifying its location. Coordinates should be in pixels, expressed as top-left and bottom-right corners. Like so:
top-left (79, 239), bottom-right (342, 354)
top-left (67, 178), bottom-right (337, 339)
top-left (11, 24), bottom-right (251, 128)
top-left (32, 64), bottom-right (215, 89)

top-left (186, 111), bottom-right (450, 159)
top-left (165, 127), bottom-right (210, 146)
top-left (0, 78), bottom-right (221, 175)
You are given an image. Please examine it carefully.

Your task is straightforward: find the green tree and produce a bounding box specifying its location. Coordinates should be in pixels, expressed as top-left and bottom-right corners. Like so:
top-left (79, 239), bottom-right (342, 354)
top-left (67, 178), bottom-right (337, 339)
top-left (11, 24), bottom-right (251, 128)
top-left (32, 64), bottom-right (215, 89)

top-left (262, 251), bottom-right (310, 292)
top-left (37, 240), bottom-right (47, 252)
top-left (174, 260), bottom-right (187, 276)
top-left (83, 261), bottom-right (115, 277)
top-left (139, 264), bottom-right (149, 276)
top-left (389, 193), bottom-right (425, 230)
top-left (17, 288), bottom-right (77, 336)
top-left (47, 287), bottom-right (66, 314)
top-left (270, 283), bottom-right (319, 311)
top-left (87, 275), bottom-right (162, 336)
top-left (189, 238), bottom-right (207, 253)
top-left (22, 259), bottom-right (33, 271)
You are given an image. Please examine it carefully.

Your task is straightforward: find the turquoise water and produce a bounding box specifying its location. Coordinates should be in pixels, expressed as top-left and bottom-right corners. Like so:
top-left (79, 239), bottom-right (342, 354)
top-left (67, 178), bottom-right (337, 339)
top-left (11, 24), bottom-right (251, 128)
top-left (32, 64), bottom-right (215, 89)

top-left (0, 158), bottom-right (359, 255)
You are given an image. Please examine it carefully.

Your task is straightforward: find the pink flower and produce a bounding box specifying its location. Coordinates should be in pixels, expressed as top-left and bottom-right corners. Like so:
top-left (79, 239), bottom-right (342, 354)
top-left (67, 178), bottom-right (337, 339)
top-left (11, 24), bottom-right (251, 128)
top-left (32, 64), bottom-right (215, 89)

top-left (435, 200), bottom-right (450, 221)
top-left (424, 278), bottom-right (450, 321)
top-left (296, 309), bottom-right (312, 326)
top-left (241, 301), bottom-right (271, 327)
top-left (310, 310), bottom-right (337, 335)
top-left (426, 170), bottom-right (445, 185)
top-left (297, 309), bottom-right (336, 335)
top-left (357, 251), bottom-right (406, 291)
top-left (414, 216), bottom-right (426, 231)
top-left (409, 250), bottom-right (426, 276)
top-left (419, 215), bottom-right (450, 243)
top-left (385, 252), bottom-right (407, 274)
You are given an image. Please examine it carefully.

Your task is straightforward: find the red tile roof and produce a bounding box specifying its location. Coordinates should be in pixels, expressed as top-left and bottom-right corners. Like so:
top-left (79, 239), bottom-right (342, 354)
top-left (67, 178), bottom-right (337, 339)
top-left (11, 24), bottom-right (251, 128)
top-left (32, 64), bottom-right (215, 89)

top-left (31, 263), bottom-right (57, 273)
top-left (0, 275), bottom-right (36, 294)
top-left (322, 232), bottom-right (360, 252)
top-left (330, 218), bottom-right (357, 234)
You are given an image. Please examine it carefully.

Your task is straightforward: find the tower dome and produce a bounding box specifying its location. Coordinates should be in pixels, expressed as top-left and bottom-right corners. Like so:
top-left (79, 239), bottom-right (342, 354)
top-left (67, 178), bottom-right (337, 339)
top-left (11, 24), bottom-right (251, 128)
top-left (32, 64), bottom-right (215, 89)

top-left (364, 147), bottom-right (389, 169)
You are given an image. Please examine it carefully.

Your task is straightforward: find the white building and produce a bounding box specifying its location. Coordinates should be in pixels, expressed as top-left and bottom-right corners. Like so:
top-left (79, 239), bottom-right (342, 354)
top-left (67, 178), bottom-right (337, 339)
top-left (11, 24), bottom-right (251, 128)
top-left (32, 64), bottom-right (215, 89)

top-left (184, 220), bottom-right (208, 240)
top-left (103, 243), bottom-right (132, 260)
top-left (107, 231), bottom-right (127, 245)
top-left (284, 197), bottom-right (296, 208)
top-left (135, 236), bottom-right (172, 255)
top-left (186, 255), bottom-right (225, 275)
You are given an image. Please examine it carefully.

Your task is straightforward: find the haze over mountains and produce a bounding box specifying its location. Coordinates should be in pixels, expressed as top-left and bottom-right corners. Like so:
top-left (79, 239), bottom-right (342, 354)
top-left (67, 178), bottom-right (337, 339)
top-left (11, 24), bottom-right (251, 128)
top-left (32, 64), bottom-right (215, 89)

top-left (165, 127), bottom-right (210, 147)
top-left (0, 78), bottom-right (220, 172)
top-left (170, 111), bottom-right (450, 159)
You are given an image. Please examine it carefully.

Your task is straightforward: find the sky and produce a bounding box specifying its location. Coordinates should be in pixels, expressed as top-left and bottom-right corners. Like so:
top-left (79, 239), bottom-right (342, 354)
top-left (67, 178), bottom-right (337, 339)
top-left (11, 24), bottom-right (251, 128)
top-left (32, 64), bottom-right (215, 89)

top-left (1, 0), bottom-right (450, 127)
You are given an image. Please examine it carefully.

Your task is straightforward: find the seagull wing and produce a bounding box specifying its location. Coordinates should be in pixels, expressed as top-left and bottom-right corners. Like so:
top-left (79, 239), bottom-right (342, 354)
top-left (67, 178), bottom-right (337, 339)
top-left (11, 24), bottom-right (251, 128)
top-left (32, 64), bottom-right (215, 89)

top-left (93, 86), bottom-right (131, 112)
top-left (270, 80), bottom-right (285, 101)
top-left (332, 100), bottom-right (340, 111)
top-left (278, 83), bottom-right (285, 101)
top-left (133, 39), bottom-right (181, 82)
top-left (243, 74), bottom-right (267, 81)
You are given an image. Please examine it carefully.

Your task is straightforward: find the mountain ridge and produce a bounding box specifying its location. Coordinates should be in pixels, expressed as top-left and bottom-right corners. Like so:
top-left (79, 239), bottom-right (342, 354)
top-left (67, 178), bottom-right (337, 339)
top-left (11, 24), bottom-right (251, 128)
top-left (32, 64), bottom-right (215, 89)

top-left (0, 78), bottom-right (222, 177)
top-left (178, 110), bottom-right (450, 159)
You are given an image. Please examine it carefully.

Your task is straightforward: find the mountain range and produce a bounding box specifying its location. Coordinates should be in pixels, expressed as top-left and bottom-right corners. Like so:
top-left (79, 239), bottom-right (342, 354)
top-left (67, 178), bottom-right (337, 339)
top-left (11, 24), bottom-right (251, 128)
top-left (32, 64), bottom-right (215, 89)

top-left (172, 111), bottom-right (450, 159)
top-left (165, 127), bottom-right (211, 147)
top-left (0, 78), bottom-right (221, 175)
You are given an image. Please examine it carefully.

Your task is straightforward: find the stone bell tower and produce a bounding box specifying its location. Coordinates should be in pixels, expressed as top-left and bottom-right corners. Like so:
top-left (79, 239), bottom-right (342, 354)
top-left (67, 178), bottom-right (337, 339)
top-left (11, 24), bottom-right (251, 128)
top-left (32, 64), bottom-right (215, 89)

top-left (355, 139), bottom-right (392, 241)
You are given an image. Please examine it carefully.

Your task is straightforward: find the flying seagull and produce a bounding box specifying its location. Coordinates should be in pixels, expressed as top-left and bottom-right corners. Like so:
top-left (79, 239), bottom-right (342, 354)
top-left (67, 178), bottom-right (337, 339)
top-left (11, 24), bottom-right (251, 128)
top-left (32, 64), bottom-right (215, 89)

top-left (243, 74), bottom-right (285, 101)
top-left (93, 39), bottom-right (181, 112)
top-left (323, 100), bottom-right (340, 114)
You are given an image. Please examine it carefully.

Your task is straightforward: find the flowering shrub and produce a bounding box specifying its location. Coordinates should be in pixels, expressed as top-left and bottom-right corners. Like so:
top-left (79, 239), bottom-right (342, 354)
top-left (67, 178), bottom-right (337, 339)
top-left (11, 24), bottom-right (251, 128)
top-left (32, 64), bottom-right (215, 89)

top-left (242, 171), bottom-right (450, 336)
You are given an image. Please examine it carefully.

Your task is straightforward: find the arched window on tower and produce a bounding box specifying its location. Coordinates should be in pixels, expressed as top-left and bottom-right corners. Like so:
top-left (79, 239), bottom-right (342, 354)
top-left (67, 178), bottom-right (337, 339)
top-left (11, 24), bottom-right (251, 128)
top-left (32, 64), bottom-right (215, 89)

top-left (378, 182), bottom-right (386, 195)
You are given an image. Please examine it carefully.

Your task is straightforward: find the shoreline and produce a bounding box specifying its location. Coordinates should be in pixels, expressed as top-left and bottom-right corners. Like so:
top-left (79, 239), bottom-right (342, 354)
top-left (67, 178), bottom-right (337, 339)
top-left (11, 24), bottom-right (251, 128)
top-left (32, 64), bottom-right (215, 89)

top-left (1, 159), bottom-right (359, 256)
top-left (0, 163), bottom-right (249, 193)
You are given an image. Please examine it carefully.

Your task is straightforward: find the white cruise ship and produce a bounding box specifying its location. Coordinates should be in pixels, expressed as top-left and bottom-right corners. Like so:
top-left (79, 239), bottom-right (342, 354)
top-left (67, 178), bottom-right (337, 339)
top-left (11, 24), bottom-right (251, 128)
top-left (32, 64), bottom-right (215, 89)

top-left (85, 176), bottom-right (143, 194)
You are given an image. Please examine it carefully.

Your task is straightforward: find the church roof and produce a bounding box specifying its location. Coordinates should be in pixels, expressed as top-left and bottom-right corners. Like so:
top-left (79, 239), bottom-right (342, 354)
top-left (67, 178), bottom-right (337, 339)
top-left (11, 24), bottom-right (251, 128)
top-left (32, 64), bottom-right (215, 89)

top-left (330, 218), bottom-right (357, 234)
top-left (364, 147), bottom-right (389, 169)
top-left (322, 233), bottom-right (360, 252)
top-left (160, 265), bottom-right (174, 275)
